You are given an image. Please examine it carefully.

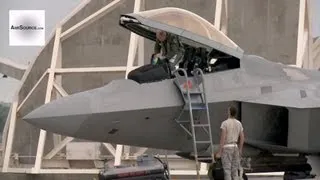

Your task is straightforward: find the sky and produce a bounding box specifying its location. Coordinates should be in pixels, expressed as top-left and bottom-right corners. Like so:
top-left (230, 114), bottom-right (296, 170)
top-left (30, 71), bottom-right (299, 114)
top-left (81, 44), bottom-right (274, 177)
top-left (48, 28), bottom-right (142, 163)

top-left (0, 0), bottom-right (319, 103)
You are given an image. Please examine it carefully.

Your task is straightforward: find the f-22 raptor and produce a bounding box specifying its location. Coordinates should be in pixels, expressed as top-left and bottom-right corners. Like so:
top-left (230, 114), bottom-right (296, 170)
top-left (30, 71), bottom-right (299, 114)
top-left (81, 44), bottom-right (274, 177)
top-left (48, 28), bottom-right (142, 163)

top-left (24, 7), bottom-right (320, 179)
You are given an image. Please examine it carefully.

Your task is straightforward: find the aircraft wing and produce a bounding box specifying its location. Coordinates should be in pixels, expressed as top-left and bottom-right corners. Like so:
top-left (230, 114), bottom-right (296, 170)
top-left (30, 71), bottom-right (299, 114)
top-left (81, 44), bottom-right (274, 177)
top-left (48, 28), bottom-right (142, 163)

top-left (0, 57), bottom-right (27, 80)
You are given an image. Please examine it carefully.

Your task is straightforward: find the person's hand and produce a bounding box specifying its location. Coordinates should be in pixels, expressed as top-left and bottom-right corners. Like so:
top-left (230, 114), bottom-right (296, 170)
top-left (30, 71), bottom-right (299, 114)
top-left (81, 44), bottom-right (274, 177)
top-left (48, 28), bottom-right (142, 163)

top-left (154, 53), bottom-right (161, 58)
top-left (215, 152), bottom-right (221, 159)
top-left (215, 150), bottom-right (222, 159)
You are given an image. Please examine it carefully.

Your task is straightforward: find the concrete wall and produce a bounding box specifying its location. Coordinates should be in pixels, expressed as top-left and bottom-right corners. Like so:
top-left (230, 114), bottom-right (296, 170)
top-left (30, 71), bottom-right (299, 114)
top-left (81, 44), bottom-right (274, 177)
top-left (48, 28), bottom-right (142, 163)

top-left (227, 0), bottom-right (300, 64)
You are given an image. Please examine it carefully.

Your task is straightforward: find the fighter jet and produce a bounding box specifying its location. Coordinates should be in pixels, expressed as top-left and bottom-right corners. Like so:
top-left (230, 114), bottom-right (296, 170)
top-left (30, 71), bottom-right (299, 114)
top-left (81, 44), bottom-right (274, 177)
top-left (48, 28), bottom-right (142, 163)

top-left (23, 7), bottom-right (320, 178)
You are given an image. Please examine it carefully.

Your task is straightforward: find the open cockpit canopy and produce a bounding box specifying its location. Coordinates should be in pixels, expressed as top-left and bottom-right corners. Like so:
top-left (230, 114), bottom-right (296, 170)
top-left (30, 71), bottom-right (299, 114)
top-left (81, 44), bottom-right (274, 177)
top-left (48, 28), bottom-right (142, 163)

top-left (119, 7), bottom-right (244, 60)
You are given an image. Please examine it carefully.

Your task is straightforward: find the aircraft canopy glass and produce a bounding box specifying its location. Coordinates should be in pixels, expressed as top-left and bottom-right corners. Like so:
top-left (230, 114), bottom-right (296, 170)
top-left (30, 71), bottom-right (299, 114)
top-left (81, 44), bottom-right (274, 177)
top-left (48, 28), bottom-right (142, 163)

top-left (134, 7), bottom-right (240, 51)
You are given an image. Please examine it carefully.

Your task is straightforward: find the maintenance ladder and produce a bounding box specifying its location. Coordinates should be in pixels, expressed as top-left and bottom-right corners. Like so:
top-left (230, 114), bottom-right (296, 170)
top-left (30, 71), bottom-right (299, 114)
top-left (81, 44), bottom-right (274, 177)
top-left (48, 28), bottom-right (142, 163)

top-left (173, 68), bottom-right (215, 179)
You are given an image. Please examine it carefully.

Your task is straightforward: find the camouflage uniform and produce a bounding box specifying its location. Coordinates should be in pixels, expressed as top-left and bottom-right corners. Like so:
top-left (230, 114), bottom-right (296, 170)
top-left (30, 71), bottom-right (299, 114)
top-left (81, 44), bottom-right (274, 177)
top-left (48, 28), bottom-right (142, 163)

top-left (153, 33), bottom-right (185, 70)
top-left (221, 146), bottom-right (241, 180)
top-left (220, 118), bottom-right (244, 180)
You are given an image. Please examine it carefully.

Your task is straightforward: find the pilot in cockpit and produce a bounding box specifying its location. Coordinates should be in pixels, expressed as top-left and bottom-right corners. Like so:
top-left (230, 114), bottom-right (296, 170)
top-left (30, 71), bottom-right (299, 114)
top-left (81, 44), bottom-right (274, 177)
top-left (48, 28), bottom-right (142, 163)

top-left (151, 30), bottom-right (185, 72)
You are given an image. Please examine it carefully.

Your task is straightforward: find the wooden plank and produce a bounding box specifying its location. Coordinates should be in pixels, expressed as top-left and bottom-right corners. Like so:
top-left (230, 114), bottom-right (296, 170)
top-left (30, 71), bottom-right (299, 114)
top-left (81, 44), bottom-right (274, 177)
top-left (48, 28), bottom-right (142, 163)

top-left (17, 70), bottom-right (48, 112)
top-left (102, 143), bottom-right (116, 157)
top-left (44, 137), bottom-right (74, 159)
top-left (53, 82), bottom-right (69, 97)
top-left (60, 0), bottom-right (125, 41)
top-left (125, 0), bottom-right (142, 78)
top-left (54, 66), bottom-right (128, 73)
top-left (34, 27), bottom-right (62, 173)
top-left (307, 0), bottom-right (314, 69)
top-left (2, 100), bottom-right (18, 172)
top-left (214, 0), bottom-right (223, 30)
top-left (296, 0), bottom-right (306, 68)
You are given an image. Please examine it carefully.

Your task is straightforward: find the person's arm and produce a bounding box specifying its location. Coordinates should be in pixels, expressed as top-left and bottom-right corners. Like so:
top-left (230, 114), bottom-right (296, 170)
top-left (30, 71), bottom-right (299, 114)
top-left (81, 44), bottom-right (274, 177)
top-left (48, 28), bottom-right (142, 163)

top-left (218, 123), bottom-right (226, 156)
top-left (239, 126), bottom-right (245, 156)
top-left (154, 40), bottom-right (161, 54)
top-left (166, 36), bottom-right (184, 62)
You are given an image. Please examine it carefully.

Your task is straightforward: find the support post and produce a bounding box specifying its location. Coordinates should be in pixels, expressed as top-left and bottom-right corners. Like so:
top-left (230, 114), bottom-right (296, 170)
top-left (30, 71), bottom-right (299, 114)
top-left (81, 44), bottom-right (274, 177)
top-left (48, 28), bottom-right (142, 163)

top-left (116, 0), bottom-right (142, 166)
top-left (306, 0), bottom-right (313, 69)
top-left (138, 0), bottom-right (145, 66)
top-left (314, 38), bottom-right (320, 60)
top-left (1, 104), bottom-right (13, 158)
top-left (17, 71), bottom-right (48, 112)
top-left (44, 137), bottom-right (74, 159)
top-left (33, 27), bottom-right (62, 174)
top-left (296, 0), bottom-right (306, 68)
top-left (214, 0), bottom-right (223, 30)
top-left (220, 0), bottom-right (228, 34)
top-left (2, 100), bottom-right (18, 172)
top-left (133, 147), bottom-right (148, 157)
top-left (60, 0), bottom-right (126, 41)
top-left (114, 144), bottom-right (123, 166)
top-left (53, 82), bottom-right (69, 97)
top-left (102, 143), bottom-right (116, 157)
top-left (124, 0), bottom-right (142, 78)
top-left (53, 37), bottom-right (63, 147)
top-left (138, 37), bottom-right (145, 66)
top-left (123, 146), bottom-right (130, 159)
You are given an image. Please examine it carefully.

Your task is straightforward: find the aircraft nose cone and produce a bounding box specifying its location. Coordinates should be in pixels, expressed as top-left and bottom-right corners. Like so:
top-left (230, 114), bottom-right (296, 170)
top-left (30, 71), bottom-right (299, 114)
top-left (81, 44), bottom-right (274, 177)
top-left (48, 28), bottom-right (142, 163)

top-left (23, 91), bottom-right (92, 136)
top-left (22, 79), bottom-right (142, 137)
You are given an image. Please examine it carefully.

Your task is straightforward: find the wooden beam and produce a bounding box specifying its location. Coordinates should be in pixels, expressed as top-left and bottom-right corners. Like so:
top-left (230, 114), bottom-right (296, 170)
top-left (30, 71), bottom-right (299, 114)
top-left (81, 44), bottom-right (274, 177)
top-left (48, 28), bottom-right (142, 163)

top-left (2, 100), bottom-right (18, 172)
top-left (1, 106), bottom-right (11, 155)
top-left (133, 147), bottom-right (148, 157)
top-left (60, 0), bottom-right (92, 26)
top-left (33, 27), bottom-right (62, 174)
top-left (60, 0), bottom-right (126, 41)
top-left (306, 0), bottom-right (313, 69)
top-left (214, 0), bottom-right (223, 30)
top-left (138, 0), bottom-right (145, 66)
top-left (44, 137), bottom-right (74, 159)
top-left (313, 45), bottom-right (320, 60)
top-left (54, 66), bottom-right (128, 73)
top-left (125, 0), bottom-right (142, 78)
top-left (119, 0), bottom-right (143, 165)
top-left (220, 0), bottom-right (228, 34)
top-left (138, 37), bottom-right (145, 66)
top-left (53, 81), bottom-right (69, 97)
top-left (114, 144), bottom-right (123, 166)
top-left (296, 0), bottom-right (306, 68)
top-left (102, 143), bottom-right (116, 157)
top-left (313, 37), bottom-right (320, 52)
top-left (17, 70), bottom-right (48, 112)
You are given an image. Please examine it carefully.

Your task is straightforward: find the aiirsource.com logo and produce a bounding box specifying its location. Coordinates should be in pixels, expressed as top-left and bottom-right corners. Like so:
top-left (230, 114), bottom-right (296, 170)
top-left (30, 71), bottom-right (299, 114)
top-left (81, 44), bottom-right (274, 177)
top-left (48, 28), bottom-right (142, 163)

top-left (11, 25), bottom-right (44, 30)
top-left (9, 10), bottom-right (45, 46)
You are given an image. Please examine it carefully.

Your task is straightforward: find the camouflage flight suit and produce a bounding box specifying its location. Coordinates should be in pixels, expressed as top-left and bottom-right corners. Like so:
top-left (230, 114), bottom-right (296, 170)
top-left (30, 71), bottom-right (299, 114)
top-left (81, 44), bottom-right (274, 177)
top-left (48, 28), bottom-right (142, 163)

top-left (220, 118), bottom-right (244, 180)
top-left (153, 33), bottom-right (185, 70)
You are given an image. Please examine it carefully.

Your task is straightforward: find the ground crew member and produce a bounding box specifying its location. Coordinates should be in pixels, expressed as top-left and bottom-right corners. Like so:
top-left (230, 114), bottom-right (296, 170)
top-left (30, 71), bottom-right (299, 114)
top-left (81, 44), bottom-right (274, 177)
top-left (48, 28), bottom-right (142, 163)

top-left (216, 106), bottom-right (245, 180)
top-left (152, 30), bottom-right (185, 71)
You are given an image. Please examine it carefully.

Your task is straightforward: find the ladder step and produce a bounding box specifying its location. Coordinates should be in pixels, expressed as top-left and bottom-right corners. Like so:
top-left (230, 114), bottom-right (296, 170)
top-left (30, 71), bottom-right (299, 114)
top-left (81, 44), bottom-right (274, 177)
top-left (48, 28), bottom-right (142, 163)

top-left (177, 120), bottom-right (190, 123)
top-left (184, 103), bottom-right (207, 110)
top-left (197, 157), bottom-right (213, 161)
top-left (183, 91), bottom-right (202, 95)
top-left (193, 124), bottom-right (210, 127)
top-left (195, 141), bottom-right (212, 144)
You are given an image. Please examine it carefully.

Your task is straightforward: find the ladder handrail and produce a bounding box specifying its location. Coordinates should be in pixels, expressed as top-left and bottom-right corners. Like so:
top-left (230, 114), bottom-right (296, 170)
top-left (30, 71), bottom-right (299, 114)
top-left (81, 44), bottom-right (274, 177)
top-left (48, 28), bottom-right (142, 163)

top-left (173, 68), bottom-right (201, 177)
top-left (173, 68), bottom-right (216, 179)
top-left (193, 68), bottom-right (215, 164)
